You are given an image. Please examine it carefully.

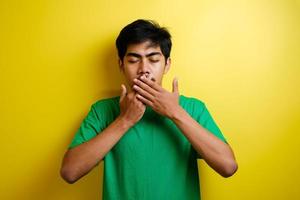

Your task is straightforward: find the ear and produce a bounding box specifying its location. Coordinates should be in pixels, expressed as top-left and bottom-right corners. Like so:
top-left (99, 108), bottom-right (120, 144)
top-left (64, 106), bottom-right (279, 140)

top-left (119, 59), bottom-right (124, 72)
top-left (163, 57), bottom-right (171, 74)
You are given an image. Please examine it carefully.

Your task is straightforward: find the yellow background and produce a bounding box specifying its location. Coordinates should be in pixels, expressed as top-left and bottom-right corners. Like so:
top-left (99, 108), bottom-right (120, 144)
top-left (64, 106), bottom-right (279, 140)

top-left (1, 0), bottom-right (299, 199)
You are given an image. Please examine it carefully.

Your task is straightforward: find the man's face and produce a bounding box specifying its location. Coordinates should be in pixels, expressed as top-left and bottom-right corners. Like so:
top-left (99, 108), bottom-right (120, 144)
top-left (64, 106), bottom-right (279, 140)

top-left (119, 40), bottom-right (170, 91)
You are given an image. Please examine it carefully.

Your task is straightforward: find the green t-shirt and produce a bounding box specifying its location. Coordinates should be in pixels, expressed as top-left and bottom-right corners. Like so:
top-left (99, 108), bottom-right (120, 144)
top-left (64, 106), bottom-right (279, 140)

top-left (69, 95), bottom-right (227, 200)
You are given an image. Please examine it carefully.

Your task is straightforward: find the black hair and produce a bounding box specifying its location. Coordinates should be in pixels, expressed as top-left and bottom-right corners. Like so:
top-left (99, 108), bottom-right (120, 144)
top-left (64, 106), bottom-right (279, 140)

top-left (116, 19), bottom-right (172, 62)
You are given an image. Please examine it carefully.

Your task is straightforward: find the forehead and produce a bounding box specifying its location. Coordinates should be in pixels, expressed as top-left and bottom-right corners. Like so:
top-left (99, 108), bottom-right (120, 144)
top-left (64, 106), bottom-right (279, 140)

top-left (126, 40), bottom-right (162, 55)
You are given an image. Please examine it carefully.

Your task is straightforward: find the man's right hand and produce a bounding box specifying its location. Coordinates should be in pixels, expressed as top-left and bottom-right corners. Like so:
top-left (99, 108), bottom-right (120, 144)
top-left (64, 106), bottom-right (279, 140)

top-left (60, 84), bottom-right (144, 184)
top-left (118, 84), bottom-right (146, 127)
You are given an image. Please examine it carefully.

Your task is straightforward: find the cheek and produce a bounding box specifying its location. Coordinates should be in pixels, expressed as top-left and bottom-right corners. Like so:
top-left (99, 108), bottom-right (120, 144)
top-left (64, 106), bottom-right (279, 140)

top-left (157, 63), bottom-right (168, 81)
top-left (152, 63), bottom-right (166, 76)
top-left (123, 65), bottom-right (136, 76)
top-left (123, 65), bottom-right (138, 86)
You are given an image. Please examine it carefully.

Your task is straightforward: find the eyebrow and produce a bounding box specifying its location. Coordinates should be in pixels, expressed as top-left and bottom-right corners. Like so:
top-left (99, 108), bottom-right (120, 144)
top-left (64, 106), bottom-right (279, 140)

top-left (126, 52), bottom-right (162, 58)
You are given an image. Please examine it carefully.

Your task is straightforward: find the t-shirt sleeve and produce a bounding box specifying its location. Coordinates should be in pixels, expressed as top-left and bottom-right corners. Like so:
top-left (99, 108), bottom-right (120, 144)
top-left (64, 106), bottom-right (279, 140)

top-left (68, 104), bottom-right (101, 149)
top-left (195, 100), bottom-right (227, 144)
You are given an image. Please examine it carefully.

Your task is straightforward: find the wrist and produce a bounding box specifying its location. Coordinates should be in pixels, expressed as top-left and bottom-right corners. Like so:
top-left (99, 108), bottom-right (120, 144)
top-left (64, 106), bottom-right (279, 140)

top-left (169, 105), bottom-right (186, 121)
top-left (116, 115), bottom-right (135, 130)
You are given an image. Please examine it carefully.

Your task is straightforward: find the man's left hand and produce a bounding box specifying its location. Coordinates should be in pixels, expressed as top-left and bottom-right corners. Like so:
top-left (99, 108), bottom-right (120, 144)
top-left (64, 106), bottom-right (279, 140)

top-left (132, 75), bottom-right (181, 119)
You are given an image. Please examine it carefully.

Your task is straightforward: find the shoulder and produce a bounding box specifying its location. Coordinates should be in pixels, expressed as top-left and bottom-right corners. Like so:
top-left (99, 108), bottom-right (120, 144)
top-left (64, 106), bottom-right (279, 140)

top-left (84, 96), bottom-right (121, 124)
top-left (179, 94), bottom-right (206, 117)
top-left (179, 94), bottom-right (205, 108)
top-left (88, 96), bottom-right (120, 119)
top-left (92, 96), bottom-right (120, 110)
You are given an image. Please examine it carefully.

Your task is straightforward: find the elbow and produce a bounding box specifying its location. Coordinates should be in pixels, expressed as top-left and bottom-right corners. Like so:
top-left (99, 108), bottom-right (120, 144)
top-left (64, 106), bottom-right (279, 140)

top-left (221, 160), bottom-right (238, 178)
top-left (60, 166), bottom-right (78, 184)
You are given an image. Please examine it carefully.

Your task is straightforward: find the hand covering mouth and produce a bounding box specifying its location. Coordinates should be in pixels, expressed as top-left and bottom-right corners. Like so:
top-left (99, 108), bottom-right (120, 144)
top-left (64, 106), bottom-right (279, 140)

top-left (137, 74), bottom-right (156, 82)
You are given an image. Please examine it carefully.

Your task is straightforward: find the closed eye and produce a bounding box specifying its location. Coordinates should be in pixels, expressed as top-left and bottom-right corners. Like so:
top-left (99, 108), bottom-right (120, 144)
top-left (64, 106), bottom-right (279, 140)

top-left (150, 59), bottom-right (160, 63)
top-left (149, 56), bottom-right (161, 63)
top-left (128, 60), bottom-right (139, 63)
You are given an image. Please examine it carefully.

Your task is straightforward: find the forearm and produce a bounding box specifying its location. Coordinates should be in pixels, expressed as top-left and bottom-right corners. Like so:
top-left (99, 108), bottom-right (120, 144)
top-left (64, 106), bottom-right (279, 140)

top-left (170, 106), bottom-right (238, 177)
top-left (60, 116), bottom-right (131, 183)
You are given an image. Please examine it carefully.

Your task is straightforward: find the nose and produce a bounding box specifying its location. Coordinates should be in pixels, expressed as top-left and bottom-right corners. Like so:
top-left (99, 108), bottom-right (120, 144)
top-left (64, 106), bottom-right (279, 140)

top-left (137, 59), bottom-right (150, 76)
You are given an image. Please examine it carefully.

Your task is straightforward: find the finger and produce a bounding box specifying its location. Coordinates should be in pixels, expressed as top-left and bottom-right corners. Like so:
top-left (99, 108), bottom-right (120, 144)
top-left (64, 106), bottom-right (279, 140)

top-left (139, 75), bottom-right (162, 92)
top-left (133, 84), bottom-right (154, 102)
top-left (136, 93), bottom-right (153, 107)
top-left (172, 77), bottom-right (179, 93)
top-left (120, 84), bottom-right (127, 102)
top-left (133, 78), bottom-right (158, 96)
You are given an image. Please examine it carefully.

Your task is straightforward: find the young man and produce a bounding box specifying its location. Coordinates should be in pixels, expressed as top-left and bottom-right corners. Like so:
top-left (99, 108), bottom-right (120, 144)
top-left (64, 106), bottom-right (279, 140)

top-left (60, 19), bottom-right (238, 200)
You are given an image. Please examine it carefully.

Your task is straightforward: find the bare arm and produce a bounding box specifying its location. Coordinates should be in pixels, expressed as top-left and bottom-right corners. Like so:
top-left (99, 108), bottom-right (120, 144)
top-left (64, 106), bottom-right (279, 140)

top-left (60, 116), bottom-right (130, 184)
top-left (133, 75), bottom-right (238, 178)
top-left (60, 85), bottom-right (145, 184)
top-left (170, 106), bottom-right (238, 178)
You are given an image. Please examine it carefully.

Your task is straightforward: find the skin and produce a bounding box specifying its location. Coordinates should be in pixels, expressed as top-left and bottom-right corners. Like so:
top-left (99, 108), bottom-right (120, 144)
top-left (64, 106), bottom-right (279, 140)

top-left (60, 40), bottom-right (238, 184)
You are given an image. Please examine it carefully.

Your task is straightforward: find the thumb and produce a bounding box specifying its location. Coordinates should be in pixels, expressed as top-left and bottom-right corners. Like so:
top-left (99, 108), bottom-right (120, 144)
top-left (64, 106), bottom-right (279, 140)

top-left (120, 84), bottom-right (127, 102)
top-left (172, 77), bottom-right (179, 93)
